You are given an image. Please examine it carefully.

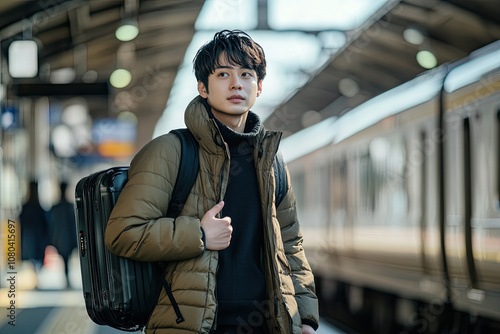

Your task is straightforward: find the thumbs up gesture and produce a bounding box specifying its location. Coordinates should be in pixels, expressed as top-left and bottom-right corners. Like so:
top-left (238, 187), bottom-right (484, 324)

top-left (200, 201), bottom-right (233, 250)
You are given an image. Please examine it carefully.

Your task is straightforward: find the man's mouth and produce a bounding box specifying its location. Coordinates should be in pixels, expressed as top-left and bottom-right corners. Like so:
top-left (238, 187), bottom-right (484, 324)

top-left (228, 94), bottom-right (244, 102)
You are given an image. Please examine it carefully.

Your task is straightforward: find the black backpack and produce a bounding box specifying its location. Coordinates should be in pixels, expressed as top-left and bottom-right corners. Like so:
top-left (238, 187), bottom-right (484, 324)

top-left (75, 128), bottom-right (288, 331)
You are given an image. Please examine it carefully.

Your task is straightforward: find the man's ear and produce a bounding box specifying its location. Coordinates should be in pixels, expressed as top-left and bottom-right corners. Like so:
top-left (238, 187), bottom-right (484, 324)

top-left (257, 79), bottom-right (263, 97)
top-left (198, 81), bottom-right (208, 98)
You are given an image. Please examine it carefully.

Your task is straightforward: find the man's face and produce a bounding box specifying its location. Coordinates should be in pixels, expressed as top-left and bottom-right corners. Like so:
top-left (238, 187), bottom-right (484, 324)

top-left (198, 56), bottom-right (262, 119)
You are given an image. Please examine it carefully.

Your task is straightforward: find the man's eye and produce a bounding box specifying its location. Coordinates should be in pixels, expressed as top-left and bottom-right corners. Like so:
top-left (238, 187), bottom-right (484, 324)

top-left (242, 72), bottom-right (252, 77)
top-left (218, 72), bottom-right (228, 77)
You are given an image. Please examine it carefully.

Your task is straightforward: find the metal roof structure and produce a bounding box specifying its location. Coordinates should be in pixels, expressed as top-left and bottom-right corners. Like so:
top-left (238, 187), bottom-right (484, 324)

top-left (264, 0), bottom-right (500, 137)
top-left (0, 0), bottom-right (204, 150)
top-left (2, 0), bottom-right (500, 149)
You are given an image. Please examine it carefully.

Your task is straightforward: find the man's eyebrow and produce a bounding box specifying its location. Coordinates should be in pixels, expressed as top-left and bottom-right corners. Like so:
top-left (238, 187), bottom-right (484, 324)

top-left (214, 65), bottom-right (253, 70)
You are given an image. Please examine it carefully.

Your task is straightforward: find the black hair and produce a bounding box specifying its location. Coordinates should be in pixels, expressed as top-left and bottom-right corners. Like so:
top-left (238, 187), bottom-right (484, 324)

top-left (193, 30), bottom-right (266, 91)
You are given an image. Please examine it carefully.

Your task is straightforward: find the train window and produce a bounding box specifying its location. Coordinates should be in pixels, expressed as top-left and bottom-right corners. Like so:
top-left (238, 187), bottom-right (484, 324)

top-left (344, 153), bottom-right (361, 215)
top-left (292, 171), bottom-right (306, 214)
top-left (346, 154), bottom-right (358, 218)
top-left (305, 163), bottom-right (331, 226)
top-left (370, 137), bottom-right (389, 215)
top-left (497, 108), bottom-right (500, 208)
top-left (388, 137), bottom-right (408, 225)
top-left (369, 136), bottom-right (409, 225)
top-left (319, 164), bottom-right (331, 218)
top-left (332, 159), bottom-right (346, 211)
top-left (340, 158), bottom-right (347, 211)
top-left (359, 151), bottom-right (375, 215)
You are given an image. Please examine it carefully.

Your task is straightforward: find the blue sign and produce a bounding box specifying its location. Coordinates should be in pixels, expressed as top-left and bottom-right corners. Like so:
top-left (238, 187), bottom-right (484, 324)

top-left (1, 105), bottom-right (19, 131)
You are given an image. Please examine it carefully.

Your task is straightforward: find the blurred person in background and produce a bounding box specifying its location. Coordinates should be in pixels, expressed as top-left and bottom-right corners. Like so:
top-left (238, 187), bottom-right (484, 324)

top-left (19, 181), bottom-right (49, 284)
top-left (48, 181), bottom-right (77, 288)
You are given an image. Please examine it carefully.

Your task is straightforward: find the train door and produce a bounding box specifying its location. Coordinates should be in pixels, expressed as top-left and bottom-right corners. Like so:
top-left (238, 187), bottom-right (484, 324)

top-left (465, 93), bottom-right (500, 320)
top-left (418, 103), bottom-right (445, 289)
top-left (443, 63), bottom-right (500, 321)
top-left (442, 94), bottom-right (472, 304)
top-left (331, 156), bottom-right (347, 256)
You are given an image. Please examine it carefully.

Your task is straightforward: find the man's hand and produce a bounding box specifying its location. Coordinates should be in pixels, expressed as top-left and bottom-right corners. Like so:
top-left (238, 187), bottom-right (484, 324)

top-left (200, 201), bottom-right (233, 250)
top-left (302, 324), bottom-right (315, 334)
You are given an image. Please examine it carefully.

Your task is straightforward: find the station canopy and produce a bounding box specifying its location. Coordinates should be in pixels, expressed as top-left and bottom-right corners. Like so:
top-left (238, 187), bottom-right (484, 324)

top-left (1, 0), bottom-right (500, 147)
top-left (264, 0), bottom-right (500, 137)
top-left (0, 0), bottom-right (205, 149)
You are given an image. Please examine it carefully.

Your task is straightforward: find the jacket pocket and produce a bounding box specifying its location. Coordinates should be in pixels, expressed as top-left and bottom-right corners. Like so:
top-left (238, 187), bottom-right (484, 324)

top-left (282, 297), bottom-right (302, 334)
top-left (276, 252), bottom-right (302, 333)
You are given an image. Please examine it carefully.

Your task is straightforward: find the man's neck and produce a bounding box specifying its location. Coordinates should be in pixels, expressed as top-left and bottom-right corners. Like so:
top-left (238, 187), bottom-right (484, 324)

top-left (211, 109), bottom-right (248, 133)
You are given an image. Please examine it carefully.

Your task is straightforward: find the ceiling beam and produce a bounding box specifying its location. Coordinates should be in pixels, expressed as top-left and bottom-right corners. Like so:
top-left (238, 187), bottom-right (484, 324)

top-left (12, 82), bottom-right (108, 96)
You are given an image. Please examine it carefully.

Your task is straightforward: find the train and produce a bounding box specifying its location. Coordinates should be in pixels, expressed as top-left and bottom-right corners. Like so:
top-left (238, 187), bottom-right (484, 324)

top-left (280, 39), bottom-right (500, 333)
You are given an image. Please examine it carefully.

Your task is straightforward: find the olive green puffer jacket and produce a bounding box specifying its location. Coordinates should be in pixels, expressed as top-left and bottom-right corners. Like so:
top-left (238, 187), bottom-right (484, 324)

top-left (105, 96), bottom-right (318, 333)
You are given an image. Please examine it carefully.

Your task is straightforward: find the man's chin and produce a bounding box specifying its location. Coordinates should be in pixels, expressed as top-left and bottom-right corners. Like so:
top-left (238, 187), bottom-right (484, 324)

top-left (212, 107), bottom-right (250, 117)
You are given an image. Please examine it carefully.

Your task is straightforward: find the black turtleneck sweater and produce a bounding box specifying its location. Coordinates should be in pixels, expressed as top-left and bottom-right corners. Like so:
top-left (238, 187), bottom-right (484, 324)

top-left (205, 102), bottom-right (267, 325)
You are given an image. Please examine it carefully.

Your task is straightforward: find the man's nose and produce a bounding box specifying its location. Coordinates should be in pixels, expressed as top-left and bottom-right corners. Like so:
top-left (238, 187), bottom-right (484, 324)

top-left (230, 77), bottom-right (243, 90)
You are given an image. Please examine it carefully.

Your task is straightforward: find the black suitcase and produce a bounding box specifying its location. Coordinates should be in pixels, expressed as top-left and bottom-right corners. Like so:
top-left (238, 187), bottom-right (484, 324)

top-left (75, 167), bottom-right (160, 331)
top-left (75, 129), bottom-right (199, 331)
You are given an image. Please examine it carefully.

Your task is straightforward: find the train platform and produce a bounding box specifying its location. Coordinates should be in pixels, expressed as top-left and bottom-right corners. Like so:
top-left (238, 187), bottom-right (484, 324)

top-left (0, 291), bottom-right (342, 334)
top-left (1, 250), bottom-right (343, 334)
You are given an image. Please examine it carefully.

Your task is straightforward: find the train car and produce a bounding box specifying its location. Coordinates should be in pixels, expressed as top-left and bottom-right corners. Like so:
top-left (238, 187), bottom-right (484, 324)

top-left (281, 40), bottom-right (500, 333)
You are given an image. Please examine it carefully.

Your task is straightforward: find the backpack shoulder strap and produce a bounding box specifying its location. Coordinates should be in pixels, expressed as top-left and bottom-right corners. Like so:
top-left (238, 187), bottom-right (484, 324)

top-left (159, 128), bottom-right (199, 324)
top-left (166, 128), bottom-right (199, 218)
top-left (273, 150), bottom-right (288, 207)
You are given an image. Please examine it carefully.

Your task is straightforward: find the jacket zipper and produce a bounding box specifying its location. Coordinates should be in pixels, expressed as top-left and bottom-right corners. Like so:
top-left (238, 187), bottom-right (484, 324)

top-left (211, 119), bottom-right (229, 331)
top-left (211, 256), bottom-right (220, 331)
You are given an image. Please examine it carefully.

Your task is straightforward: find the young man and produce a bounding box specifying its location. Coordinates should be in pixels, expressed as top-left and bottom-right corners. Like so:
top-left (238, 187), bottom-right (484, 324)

top-left (105, 30), bottom-right (318, 334)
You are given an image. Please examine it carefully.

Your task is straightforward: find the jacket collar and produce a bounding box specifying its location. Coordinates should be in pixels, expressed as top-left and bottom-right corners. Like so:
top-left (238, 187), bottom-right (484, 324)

top-left (184, 95), bottom-right (272, 154)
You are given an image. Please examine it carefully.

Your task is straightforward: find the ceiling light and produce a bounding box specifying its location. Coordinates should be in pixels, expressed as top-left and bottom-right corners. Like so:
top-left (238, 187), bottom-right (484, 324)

top-left (301, 110), bottom-right (322, 128)
top-left (110, 69), bottom-right (132, 88)
top-left (50, 67), bottom-right (76, 84)
top-left (117, 111), bottom-right (138, 124)
top-left (338, 78), bottom-right (359, 97)
top-left (82, 70), bottom-right (98, 83)
top-left (416, 50), bottom-right (437, 69)
top-left (115, 19), bottom-right (139, 42)
top-left (403, 27), bottom-right (424, 45)
top-left (8, 40), bottom-right (38, 78)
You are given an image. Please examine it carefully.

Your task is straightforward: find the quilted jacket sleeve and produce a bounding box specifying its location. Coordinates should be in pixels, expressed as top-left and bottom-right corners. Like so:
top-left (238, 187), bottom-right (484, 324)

top-left (276, 164), bottom-right (319, 329)
top-left (105, 133), bottom-right (204, 262)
